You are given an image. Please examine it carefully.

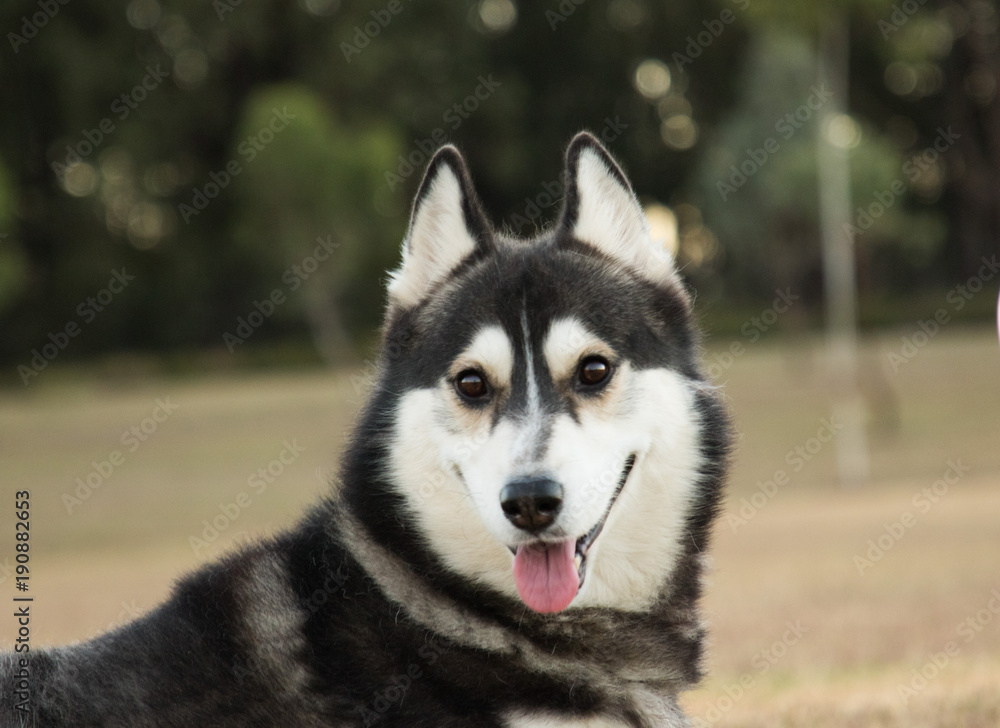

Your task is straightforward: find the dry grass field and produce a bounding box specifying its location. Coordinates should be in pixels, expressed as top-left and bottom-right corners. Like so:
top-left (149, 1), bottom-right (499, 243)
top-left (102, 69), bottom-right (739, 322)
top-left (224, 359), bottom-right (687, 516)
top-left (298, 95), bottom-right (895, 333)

top-left (1, 327), bottom-right (998, 726)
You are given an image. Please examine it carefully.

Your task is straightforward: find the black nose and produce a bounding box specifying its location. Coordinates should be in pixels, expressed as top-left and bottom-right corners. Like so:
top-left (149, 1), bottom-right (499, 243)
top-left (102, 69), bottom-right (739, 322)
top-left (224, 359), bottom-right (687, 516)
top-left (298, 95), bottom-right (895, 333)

top-left (500, 477), bottom-right (563, 533)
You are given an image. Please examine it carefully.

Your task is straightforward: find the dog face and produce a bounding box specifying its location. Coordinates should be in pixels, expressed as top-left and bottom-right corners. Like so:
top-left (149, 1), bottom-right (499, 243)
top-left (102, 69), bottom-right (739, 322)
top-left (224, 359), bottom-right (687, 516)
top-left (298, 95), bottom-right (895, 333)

top-left (377, 134), bottom-right (711, 614)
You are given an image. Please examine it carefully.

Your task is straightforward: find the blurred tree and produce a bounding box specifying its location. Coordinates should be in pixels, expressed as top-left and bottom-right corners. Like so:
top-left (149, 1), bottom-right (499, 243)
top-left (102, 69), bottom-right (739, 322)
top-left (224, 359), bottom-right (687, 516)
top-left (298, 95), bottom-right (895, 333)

top-left (691, 29), bottom-right (947, 302)
top-left (0, 0), bottom-right (995, 373)
top-left (685, 0), bottom-right (1000, 313)
top-left (0, 0), bottom-right (747, 370)
top-left (229, 83), bottom-right (405, 363)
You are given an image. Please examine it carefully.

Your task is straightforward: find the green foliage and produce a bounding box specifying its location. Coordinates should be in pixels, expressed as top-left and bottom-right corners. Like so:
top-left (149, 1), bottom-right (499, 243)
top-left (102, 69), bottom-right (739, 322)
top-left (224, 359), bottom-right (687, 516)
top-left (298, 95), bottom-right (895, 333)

top-left (693, 31), bottom-right (824, 296)
top-left (692, 26), bottom-right (948, 303)
top-left (230, 84), bottom-right (406, 352)
top-left (847, 126), bottom-right (946, 263)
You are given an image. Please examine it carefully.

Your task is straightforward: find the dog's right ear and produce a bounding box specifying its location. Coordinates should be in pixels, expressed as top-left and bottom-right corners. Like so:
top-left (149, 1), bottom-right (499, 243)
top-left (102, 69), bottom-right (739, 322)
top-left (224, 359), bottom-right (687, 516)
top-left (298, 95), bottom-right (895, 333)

top-left (387, 147), bottom-right (493, 310)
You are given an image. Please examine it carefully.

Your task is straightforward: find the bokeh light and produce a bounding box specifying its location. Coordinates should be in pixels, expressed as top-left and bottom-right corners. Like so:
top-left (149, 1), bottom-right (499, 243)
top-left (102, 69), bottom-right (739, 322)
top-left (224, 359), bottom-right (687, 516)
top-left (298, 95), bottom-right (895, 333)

top-left (660, 114), bottom-right (698, 150)
top-left (477, 0), bottom-right (517, 34)
top-left (634, 59), bottom-right (671, 100)
top-left (644, 202), bottom-right (678, 257)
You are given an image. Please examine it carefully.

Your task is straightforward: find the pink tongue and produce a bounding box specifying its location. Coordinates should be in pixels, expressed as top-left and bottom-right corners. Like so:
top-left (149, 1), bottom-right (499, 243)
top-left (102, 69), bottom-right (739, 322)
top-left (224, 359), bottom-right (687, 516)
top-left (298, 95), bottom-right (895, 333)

top-left (512, 540), bottom-right (579, 613)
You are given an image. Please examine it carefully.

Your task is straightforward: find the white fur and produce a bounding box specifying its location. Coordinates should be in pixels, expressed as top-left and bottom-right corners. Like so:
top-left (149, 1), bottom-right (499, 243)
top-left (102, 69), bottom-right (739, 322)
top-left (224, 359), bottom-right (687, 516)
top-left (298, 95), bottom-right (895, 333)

top-left (387, 163), bottom-right (476, 309)
top-left (572, 148), bottom-right (680, 288)
top-left (388, 315), bottom-right (705, 611)
top-left (389, 388), bottom-right (520, 596)
top-left (387, 324), bottom-right (520, 592)
top-left (542, 317), bottom-right (609, 381)
top-left (453, 324), bottom-right (514, 390)
top-left (513, 308), bottom-right (546, 463)
top-left (570, 369), bottom-right (703, 610)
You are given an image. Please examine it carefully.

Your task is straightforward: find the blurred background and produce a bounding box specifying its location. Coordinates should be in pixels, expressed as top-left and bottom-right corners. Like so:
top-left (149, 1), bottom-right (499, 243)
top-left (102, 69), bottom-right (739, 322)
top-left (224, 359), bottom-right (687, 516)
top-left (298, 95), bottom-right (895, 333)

top-left (1, 1), bottom-right (998, 726)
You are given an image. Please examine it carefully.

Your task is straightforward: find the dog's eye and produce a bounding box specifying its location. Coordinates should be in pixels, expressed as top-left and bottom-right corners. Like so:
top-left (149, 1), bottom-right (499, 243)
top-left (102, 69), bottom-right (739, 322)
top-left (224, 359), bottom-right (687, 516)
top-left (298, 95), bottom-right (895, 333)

top-left (455, 370), bottom-right (489, 400)
top-left (577, 356), bottom-right (611, 387)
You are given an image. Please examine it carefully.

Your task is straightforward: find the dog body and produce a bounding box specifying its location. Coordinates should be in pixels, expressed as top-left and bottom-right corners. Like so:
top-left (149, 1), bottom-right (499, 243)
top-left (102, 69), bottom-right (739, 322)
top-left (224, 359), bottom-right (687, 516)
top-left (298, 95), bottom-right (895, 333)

top-left (1, 133), bottom-right (729, 727)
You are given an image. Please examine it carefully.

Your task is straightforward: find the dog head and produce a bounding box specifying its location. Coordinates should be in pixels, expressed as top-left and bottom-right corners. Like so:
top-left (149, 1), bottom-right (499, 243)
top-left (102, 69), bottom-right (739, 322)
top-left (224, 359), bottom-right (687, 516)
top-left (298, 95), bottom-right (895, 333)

top-left (356, 133), bottom-right (723, 615)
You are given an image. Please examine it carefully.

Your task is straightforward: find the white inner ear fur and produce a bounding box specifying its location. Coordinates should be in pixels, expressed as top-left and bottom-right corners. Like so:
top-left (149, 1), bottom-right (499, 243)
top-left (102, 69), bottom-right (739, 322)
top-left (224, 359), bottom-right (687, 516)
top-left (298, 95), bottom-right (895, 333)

top-left (388, 164), bottom-right (476, 310)
top-left (571, 149), bottom-right (680, 287)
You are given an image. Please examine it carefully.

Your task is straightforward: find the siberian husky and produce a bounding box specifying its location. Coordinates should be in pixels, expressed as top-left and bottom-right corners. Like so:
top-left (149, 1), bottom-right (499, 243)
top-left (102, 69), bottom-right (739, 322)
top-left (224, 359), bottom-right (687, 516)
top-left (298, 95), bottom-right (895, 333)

top-left (1, 132), bottom-right (730, 727)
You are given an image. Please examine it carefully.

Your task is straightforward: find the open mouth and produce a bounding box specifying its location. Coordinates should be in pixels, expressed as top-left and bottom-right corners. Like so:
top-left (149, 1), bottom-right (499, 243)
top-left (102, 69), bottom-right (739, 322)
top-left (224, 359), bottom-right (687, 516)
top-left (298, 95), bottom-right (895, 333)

top-left (510, 454), bottom-right (636, 613)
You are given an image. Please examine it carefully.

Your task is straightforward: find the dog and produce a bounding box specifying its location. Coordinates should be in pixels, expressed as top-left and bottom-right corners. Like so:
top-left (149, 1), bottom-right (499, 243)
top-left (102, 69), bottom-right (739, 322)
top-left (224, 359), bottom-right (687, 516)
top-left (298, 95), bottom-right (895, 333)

top-left (1, 132), bottom-right (730, 727)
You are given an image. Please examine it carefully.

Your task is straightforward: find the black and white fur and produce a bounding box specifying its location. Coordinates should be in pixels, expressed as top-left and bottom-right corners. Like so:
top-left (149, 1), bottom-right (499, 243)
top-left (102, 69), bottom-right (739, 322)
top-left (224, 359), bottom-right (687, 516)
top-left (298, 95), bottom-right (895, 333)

top-left (1, 133), bottom-right (730, 727)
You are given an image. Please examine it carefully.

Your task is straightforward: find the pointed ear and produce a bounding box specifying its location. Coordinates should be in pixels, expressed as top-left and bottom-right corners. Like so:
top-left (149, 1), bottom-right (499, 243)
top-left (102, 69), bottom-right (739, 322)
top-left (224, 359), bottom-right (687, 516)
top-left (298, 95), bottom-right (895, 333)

top-left (387, 146), bottom-right (492, 310)
top-left (558, 132), bottom-right (681, 289)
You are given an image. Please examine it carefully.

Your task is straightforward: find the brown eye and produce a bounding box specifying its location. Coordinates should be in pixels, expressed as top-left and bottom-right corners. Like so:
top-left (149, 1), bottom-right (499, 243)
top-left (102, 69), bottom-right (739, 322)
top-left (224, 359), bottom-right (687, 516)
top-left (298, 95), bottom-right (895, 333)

top-left (578, 356), bottom-right (611, 387)
top-left (456, 370), bottom-right (489, 400)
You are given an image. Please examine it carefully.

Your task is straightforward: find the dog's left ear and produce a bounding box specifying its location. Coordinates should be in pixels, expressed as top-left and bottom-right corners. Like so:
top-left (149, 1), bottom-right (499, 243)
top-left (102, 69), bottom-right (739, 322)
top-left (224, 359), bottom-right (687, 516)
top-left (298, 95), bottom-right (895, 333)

top-left (558, 132), bottom-right (681, 289)
top-left (388, 146), bottom-right (493, 310)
